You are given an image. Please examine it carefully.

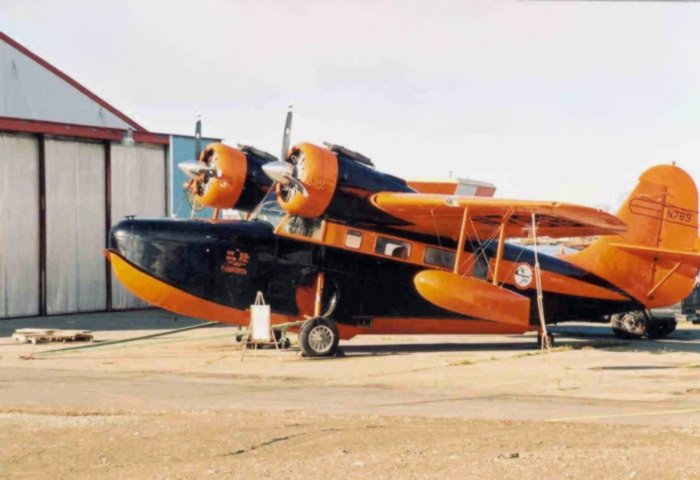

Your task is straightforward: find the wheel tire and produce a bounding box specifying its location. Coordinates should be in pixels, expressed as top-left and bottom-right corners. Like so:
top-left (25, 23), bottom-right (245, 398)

top-left (663, 318), bottom-right (677, 336)
top-left (298, 318), bottom-right (340, 358)
top-left (612, 327), bottom-right (631, 339)
top-left (610, 314), bottom-right (629, 339)
top-left (611, 311), bottom-right (646, 339)
top-left (647, 317), bottom-right (677, 340)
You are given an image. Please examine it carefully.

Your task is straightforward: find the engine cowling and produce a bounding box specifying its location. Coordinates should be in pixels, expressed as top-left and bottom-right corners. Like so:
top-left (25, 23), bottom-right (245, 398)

top-left (277, 143), bottom-right (339, 217)
top-left (270, 142), bottom-right (414, 223)
top-left (184, 143), bottom-right (274, 212)
top-left (194, 144), bottom-right (247, 209)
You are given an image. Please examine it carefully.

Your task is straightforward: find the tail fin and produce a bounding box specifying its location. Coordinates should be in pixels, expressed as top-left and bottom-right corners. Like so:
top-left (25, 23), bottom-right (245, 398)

top-left (567, 164), bottom-right (699, 308)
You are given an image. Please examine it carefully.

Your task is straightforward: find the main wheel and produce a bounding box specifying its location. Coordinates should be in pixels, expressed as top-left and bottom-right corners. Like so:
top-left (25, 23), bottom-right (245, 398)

top-left (298, 317), bottom-right (340, 358)
top-left (611, 311), bottom-right (646, 339)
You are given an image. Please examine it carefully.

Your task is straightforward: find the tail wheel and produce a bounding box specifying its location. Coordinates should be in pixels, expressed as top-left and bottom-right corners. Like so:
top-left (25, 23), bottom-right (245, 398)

top-left (298, 317), bottom-right (340, 358)
top-left (611, 311), bottom-right (646, 339)
top-left (646, 317), bottom-right (677, 340)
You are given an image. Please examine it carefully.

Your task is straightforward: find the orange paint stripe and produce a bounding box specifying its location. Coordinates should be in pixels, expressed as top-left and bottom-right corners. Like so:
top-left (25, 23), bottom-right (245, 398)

top-left (109, 252), bottom-right (293, 327)
top-left (492, 259), bottom-right (630, 302)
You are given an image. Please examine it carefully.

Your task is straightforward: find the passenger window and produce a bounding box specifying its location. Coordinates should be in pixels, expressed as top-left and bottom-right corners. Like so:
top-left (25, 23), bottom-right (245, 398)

top-left (282, 216), bottom-right (324, 240)
top-left (424, 247), bottom-right (456, 269)
top-left (345, 230), bottom-right (363, 249)
top-left (375, 237), bottom-right (411, 259)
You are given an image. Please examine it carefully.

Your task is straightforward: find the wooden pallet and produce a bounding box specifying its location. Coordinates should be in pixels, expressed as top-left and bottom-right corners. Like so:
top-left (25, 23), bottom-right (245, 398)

top-left (12, 328), bottom-right (94, 345)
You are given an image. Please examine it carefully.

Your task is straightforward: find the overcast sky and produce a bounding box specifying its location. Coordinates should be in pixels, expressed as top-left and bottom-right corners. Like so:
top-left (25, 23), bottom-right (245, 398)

top-left (2, 0), bottom-right (700, 208)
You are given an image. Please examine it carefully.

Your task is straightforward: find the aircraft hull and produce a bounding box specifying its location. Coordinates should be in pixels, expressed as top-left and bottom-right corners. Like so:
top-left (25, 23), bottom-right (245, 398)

top-left (109, 218), bottom-right (641, 336)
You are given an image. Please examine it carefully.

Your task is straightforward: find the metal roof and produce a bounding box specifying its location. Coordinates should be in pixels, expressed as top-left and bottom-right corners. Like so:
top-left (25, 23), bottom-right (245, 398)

top-left (0, 31), bottom-right (146, 131)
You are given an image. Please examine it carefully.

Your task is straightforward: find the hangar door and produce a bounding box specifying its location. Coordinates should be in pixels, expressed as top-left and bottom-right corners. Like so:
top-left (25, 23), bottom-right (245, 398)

top-left (45, 139), bottom-right (106, 314)
top-left (0, 133), bottom-right (39, 318)
top-left (110, 143), bottom-right (166, 309)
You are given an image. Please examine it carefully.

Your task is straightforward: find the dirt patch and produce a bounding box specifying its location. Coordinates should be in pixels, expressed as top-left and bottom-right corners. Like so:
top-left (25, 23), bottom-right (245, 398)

top-left (1, 408), bottom-right (699, 480)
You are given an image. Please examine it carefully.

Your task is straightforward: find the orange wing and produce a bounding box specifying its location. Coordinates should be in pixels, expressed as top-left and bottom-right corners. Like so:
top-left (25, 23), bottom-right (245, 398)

top-left (370, 193), bottom-right (627, 240)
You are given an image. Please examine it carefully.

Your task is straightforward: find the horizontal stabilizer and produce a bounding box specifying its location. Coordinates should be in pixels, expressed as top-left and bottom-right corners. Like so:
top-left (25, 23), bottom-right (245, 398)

top-left (414, 270), bottom-right (530, 327)
top-left (611, 243), bottom-right (700, 269)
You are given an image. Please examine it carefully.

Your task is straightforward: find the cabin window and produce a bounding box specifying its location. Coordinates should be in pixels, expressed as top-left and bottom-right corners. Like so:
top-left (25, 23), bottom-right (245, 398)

top-left (345, 230), bottom-right (363, 249)
top-left (282, 215), bottom-right (324, 240)
top-left (472, 251), bottom-right (490, 279)
top-left (375, 237), bottom-right (411, 259)
top-left (424, 246), bottom-right (456, 269)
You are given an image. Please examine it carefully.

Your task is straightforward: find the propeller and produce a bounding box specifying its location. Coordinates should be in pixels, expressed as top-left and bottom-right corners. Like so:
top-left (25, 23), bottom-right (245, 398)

top-left (178, 114), bottom-right (211, 217)
top-left (261, 105), bottom-right (309, 200)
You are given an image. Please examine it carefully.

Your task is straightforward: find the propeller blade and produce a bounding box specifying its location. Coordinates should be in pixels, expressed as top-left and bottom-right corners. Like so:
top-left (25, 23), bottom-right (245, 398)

top-left (178, 161), bottom-right (217, 180)
top-left (281, 104), bottom-right (293, 162)
top-left (194, 114), bottom-right (202, 159)
top-left (283, 173), bottom-right (309, 198)
top-left (262, 161), bottom-right (309, 198)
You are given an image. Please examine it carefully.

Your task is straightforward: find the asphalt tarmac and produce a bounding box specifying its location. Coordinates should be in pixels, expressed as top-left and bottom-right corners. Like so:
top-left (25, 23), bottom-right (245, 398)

top-left (2, 309), bottom-right (700, 427)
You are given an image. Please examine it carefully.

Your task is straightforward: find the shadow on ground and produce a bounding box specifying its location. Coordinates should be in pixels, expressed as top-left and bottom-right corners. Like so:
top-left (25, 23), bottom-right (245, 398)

top-left (0, 309), bottom-right (213, 337)
top-left (549, 323), bottom-right (700, 355)
top-left (339, 341), bottom-right (537, 356)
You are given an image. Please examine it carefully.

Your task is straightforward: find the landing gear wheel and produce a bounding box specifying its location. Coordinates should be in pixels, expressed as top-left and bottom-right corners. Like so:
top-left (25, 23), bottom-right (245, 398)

top-left (646, 317), bottom-right (677, 340)
top-left (664, 318), bottom-right (677, 336)
top-left (610, 314), bottom-right (630, 339)
top-left (611, 311), bottom-right (646, 339)
top-left (298, 317), bottom-right (340, 358)
top-left (537, 332), bottom-right (554, 349)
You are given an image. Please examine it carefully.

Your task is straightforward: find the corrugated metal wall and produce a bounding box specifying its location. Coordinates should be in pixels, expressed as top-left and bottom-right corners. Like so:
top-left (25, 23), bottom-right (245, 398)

top-left (0, 131), bottom-right (167, 318)
top-left (0, 133), bottom-right (40, 317)
top-left (45, 139), bottom-right (106, 314)
top-left (110, 143), bottom-right (166, 309)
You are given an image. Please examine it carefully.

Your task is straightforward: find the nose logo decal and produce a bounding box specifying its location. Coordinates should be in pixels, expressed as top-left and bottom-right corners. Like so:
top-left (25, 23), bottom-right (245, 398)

top-left (221, 249), bottom-right (250, 275)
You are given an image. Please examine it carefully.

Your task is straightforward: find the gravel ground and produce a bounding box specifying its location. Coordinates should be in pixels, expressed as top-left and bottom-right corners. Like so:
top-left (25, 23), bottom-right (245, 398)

top-left (2, 313), bottom-right (700, 479)
top-left (1, 408), bottom-right (699, 480)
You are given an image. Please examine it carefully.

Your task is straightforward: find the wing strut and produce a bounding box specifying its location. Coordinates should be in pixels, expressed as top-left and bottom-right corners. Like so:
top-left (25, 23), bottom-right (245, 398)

top-left (454, 207), bottom-right (470, 274)
top-left (531, 212), bottom-right (551, 350)
top-left (491, 209), bottom-right (513, 286)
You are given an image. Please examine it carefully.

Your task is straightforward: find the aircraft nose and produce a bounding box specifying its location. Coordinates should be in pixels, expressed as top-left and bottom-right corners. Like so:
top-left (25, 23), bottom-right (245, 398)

top-left (109, 218), bottom-right (159, 272)
top-left (108, 217), bottom-right (276, 314)
top-left (109, 217), bottom-right (211, 277)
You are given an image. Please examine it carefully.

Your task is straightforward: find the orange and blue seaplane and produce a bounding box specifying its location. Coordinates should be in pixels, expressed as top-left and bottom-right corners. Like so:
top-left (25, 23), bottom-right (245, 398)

top-left (107, 110), bottom-right (700, 357)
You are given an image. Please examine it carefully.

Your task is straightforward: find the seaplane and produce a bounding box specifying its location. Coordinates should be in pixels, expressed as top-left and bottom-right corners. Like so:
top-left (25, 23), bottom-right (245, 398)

top-left (107, 108), bottom-right (700, 357)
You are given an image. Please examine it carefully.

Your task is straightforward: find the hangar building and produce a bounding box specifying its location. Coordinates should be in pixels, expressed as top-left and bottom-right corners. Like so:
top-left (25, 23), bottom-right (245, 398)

top-left (0, 31), bottom-right (218, 319)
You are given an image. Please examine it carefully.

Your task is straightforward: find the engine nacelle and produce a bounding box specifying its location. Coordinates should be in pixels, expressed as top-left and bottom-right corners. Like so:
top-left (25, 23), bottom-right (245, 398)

top-left (277, 143), bottom-right (339, 217)
top-left (192, 143), bottom-right (274, 211)
top-left (275, 142), bottom-right (414, 224)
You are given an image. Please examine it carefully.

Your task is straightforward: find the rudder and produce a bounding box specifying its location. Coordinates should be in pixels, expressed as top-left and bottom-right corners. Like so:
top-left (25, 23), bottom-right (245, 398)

top-left (567, 164), bottom-right (699, 308)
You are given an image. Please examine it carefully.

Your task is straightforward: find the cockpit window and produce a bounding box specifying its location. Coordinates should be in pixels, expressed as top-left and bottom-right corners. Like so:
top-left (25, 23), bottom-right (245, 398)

top-left (281, 215), bottom-right (324, 240)
top-left (250, 190), bottom-right (286, 229)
